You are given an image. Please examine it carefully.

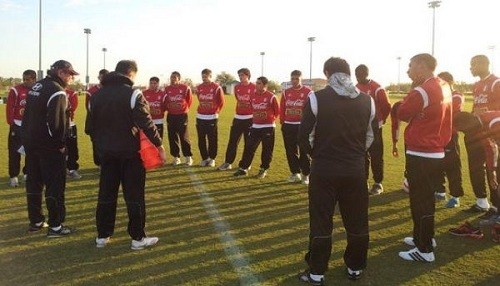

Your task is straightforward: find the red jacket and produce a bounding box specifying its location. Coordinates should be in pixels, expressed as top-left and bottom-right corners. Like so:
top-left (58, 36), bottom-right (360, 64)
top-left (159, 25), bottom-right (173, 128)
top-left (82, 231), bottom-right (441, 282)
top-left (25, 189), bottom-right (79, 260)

top-left (280, 85), bottom-right (311, 124)
top-left (66, 89), bottom-right (78, 125)
top-left (6, 84), bottom-right (29, 126)
top-left (397, 77), bottom-right (452, 157)
top-left (356, 80), bottom-right (391, 127)
top-left (234, 82), bottom-right (256, 118)
top-left (143, 88), bottom-right (166, 124)
top-left (163, 83), bottom-right (192, 115)
top-left (472, 74), bottom-right (500, 114)
top-left (251, 90), bottom-right (280, 128)
top-left (196, 82), bottom-right (224, 119)
top-left (474, 111), bottom-right (500, 170)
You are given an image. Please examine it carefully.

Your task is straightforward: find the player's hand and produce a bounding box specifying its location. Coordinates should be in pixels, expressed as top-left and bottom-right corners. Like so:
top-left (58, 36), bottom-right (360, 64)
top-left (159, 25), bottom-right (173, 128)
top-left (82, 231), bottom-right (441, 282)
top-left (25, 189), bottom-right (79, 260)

top-left (157, 145), bottom-right (167, 165)
top-left (392, 145), bottom-right (399, 157)
top-left (488, 170), bottom-right (498, 191)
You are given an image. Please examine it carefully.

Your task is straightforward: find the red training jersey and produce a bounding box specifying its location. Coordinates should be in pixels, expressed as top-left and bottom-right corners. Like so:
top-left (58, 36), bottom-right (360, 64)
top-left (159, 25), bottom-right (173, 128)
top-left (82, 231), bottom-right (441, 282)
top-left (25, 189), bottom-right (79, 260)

top-left (234, 82), bottom-right (256, 119)
top-left (251, 90), bottom-right (280, 128)
top-left (143, 88), bottom-right (166, 124)
top-left (85, 85), bottom-right (101, 111)
top-left (196, 82), bottom-right (225, 120)
top-left (356, 80), bottom-right (391, 127)
top-left (280, 85), bottom-right (311, 124)
top-left (397, 77), bottom-right (452, 157)
top-left (472, 74), bottom-right (500, 114)
top-left (66, 89), bottom-right (78, 126)
top-left (6, 84), bottom-right (29, 126)
top-left (163, 83), bottom-right (193, 115)
top-left (474, 111), bottom-right (500, 171)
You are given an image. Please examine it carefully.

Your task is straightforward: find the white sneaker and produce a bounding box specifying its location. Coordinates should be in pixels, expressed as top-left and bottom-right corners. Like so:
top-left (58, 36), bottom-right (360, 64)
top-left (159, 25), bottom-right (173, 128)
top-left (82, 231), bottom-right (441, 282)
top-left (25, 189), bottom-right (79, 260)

top-left (9, 177), bottom-right (19, 187)
top-left (23, 174), bottom-right (27, 182)
top-left (302, 175), bottom-right (310, 185)
top-left (200, 159), bottom-right (209, 167)
top-left (287, 173), bottom-right (302, 183)
top-left (172, 157), bottom-right (181, 166)
top-left (217, 162), bottom-right (232, 170)
top-left (398, 247), bottom-right (435, 262)
top-left (208, 159), bottom-right (216, 167)
top-left (185, 156), bottom-right (193, 166)
top-left (67, 170), bottom-right (82, 180)
top-left (95, 237), bottom-right (110, 248)
top-left (131, 237), bottom-right (159, 250)
top-left (403, 237), bottom-right (437, 248)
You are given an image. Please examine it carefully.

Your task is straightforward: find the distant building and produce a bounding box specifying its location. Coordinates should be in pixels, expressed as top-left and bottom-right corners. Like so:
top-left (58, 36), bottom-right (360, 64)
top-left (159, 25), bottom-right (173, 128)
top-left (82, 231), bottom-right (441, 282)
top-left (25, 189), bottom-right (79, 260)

top-left (224, 80), bottom-right (240, 95)
top-left (280, 78), bottom-right (326, 91)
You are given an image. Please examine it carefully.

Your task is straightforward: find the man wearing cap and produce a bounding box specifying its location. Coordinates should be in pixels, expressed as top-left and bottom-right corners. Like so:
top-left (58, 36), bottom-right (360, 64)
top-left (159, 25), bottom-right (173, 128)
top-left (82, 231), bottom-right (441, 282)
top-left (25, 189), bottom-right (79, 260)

top-left (21, 60), bottom-right (78, 236)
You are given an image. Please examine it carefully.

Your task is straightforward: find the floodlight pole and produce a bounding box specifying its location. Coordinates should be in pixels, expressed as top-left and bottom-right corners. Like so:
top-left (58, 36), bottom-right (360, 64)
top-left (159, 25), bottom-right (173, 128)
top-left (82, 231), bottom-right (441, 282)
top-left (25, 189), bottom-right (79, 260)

top-left (428, 1), bottom-right (441, 56)
top-left (102, 47), bottom-right (107, 69)
top-left (84, 28), bottom-right (91, 88)
top-left (308, 37), bottom-right (315, 88)
top-left (489, 45), bottom-right (496, 74)
top-left (260, 52), bottom-right (265, 76)
top-left (38, 0), bottom-right (43, 80)
top-left (397, 56), bottom-right (402, 92)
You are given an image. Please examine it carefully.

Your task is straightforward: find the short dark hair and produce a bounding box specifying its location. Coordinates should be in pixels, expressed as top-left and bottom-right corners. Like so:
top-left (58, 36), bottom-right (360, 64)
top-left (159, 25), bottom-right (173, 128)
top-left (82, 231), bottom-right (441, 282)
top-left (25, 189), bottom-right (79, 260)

top-left (355, 64), bottom-right (369, 76)
top-left (257, 76), bottom-right (268, 85)
top-left (291, 70), bottom-right (302, 77)
top-left (410, 53), bottom-right (437, 72)
top-left (471, 54), bottom-right (489, 65)
top-left (115, 60), bottom-right (138, 75)
top-left (23, 69), bottom-right (36, 79)
top-left (438, 71), bottom-right (454, 84)
top-left (149, 76), bottom-right (159, 83)
top-left (323, 57), bottom-right (351, 76)
top-left (171, 71), bottom-right (181, 78)
top-left (238, 68), bottom-right (251, 78)
top-left (99, 69), bottom-right (109, 76)
top-left (201, 68), bottom-right (212, 75)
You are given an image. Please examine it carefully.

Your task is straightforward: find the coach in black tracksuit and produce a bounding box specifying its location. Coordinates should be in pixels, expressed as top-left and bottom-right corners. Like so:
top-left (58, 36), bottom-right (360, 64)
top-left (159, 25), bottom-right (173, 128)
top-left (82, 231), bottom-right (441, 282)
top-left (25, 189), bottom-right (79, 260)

top-left (86, 60), bottom-right (165, 244)
top-left (298, 57), bottom-right (376, 283)
top-left (22, 60), bottom-right (78, 236)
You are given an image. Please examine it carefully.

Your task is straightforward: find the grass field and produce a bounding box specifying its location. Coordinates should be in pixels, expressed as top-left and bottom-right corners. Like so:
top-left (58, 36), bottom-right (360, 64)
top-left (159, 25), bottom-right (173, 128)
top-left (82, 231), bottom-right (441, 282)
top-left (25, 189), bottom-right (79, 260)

top-left (0, 93), bottom-right (498, 285)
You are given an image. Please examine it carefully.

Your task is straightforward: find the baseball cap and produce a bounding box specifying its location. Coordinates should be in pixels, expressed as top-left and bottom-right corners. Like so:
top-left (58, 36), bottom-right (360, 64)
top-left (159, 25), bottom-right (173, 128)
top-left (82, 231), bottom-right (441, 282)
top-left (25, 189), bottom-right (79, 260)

top-left (50, 60), bottom-right (79, 75)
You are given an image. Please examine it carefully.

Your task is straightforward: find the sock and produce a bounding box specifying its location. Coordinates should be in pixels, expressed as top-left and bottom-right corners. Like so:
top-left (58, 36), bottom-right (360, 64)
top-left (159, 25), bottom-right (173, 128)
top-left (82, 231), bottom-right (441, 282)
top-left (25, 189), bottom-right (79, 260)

top-left (476, 198), bottom-right (490, 209)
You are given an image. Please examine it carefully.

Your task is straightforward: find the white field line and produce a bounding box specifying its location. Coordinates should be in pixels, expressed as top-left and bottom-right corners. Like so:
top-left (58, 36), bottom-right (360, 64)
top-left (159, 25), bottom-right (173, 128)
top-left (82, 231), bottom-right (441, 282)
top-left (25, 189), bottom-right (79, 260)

top-left (186, 169), bottom-right (262, 285)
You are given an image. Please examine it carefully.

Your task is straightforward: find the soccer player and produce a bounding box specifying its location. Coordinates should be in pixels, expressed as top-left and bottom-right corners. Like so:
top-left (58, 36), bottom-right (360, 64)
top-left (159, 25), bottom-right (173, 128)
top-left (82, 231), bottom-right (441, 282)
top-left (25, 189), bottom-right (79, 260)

top-left (65, 88), bottom-right (82, 179)
top-left (143, 76), bottom-right (166, 139)
top-left (163, 71), bottom-right (194, 166)
top-left (85, 69), bottom-right (109, 167)
top-left (355, 65), bottom-right (391, 195)
top-left (22, 60), bottom-right (79, 236)
top-left (233, 76), bottom-right (280, 179)
top-left (298, 57), bottom-right (376, 284)
top-left (6, 69), bottom-right (36, 187)
top-left (218, 68), bottom-right (255, 171)
top-left (465, 55), bottom-right (500, 215)
top-left (396, 53), bottom-right (452, 262)
top-left (280, 70), bottom-right (312, 184)
top-left (195, 69), bottom-right (225, 167)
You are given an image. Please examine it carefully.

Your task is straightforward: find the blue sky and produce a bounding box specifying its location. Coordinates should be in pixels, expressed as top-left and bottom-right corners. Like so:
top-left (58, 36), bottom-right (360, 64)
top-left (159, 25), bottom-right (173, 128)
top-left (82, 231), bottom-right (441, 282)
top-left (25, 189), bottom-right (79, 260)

top-left (0, 0), bottom-right (499, 86)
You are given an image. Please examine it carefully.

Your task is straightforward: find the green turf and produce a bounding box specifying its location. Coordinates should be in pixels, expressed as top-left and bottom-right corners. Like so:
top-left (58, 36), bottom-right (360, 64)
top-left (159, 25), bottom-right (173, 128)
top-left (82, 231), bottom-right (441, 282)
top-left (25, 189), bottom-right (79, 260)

top-left (0, 93), bottom-right (498, 285)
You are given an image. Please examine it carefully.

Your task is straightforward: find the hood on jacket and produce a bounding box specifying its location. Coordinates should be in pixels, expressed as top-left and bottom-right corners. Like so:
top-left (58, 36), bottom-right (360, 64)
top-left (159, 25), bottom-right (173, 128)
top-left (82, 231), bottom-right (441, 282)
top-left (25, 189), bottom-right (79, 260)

top-left (328, 72), bottom-right (360, 99)
top-left (101, 72), bottom-right (134, 87)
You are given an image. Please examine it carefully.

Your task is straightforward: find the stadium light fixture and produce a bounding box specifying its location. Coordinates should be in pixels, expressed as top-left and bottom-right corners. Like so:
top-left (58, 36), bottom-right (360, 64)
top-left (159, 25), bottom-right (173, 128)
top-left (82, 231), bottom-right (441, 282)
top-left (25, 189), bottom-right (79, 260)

top-left (102, 47), bottom-right (107, 69)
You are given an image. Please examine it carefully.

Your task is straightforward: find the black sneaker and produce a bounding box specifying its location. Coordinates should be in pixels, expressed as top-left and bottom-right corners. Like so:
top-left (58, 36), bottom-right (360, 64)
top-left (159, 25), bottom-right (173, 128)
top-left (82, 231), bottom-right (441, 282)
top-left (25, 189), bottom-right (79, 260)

top-left (478, 208), bottom-right (498, 219)
top-left (347, 267), bottom-right (363, 280)
top-left (47, 225), bottom-right (75, 238)
top-left (27, 221), bottom-right (48, 233)
top-left (233, 168), bottom-right (248, 177)
top-left (466, 204), bottom-right (489, 213)
top-left (298, 270), bottom-right (324, 285)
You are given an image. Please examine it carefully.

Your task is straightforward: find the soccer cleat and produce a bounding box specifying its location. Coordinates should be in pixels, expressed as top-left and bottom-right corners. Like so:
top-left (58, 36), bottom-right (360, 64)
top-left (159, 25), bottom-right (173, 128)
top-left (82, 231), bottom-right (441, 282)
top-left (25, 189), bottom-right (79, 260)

top-left (47, 225), bottom-right (75, 238)
top-left (479, 211), bottom-right (500, 226)
top-left (347, 267), bottom-right (363, 280)
top-left (233, 168), bottom-right (248, 177)
top-left (217, 162), bottom-right (232, 171)
top-left (403, 237), bottom-right (437, 248)
top-left (302, 175), bottom-right (310, 185)
top-left (287, 173), bottom-right (302, 183)
top-left (399, 247), bottom-right (435, 262)
top-left (9, 177), bottom-right (19, 187)
top-left (369, 183), bottom-right (384, 195)
top-left (95, 237), bottom-right (110, 248)
top-left (131, 237), bottom-right (159, 250)
top-left (207, 159), bottom-right (216, 167)
top-left (448, 222), bottom-right (484, 239)
top-left (298, 270), bottom-right (324, 285)
top-left (466, 204), bottom-right (489, 213)
top-left (478, 208), bottom-right (498, 220)
top-left (445, 197), bottom-right (460, 208)
top-left (172, 157), bottom-right (181, 166)
top-left (185, 156), bottom-right (193, 166)
top-left (434, 192), bottom-right (446, 201)
top-left (257, 168), bottom-right (268, 179)
top-left (67, 170), bottom-right (82, 180)
top-left (27, 221), bottom-right (48, 233)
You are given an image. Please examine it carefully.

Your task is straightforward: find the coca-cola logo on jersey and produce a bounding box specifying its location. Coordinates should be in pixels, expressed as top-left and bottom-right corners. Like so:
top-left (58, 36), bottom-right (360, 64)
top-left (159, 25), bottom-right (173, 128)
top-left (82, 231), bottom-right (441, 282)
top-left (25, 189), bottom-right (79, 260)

top-left (199, 94), bottom-right (214, 100)
top-left (169, 94), bottom-right (184, 101)
top-left (149, 101), bottom-right (161, 108)
top-left (237, 94), bottom-right (251, 101)
top-left (474, 94), bottom-right (488, 104)
top-left (286, 99), bottom-right (304, 107)
top-left (252, 102), bottom-right (268, 110)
